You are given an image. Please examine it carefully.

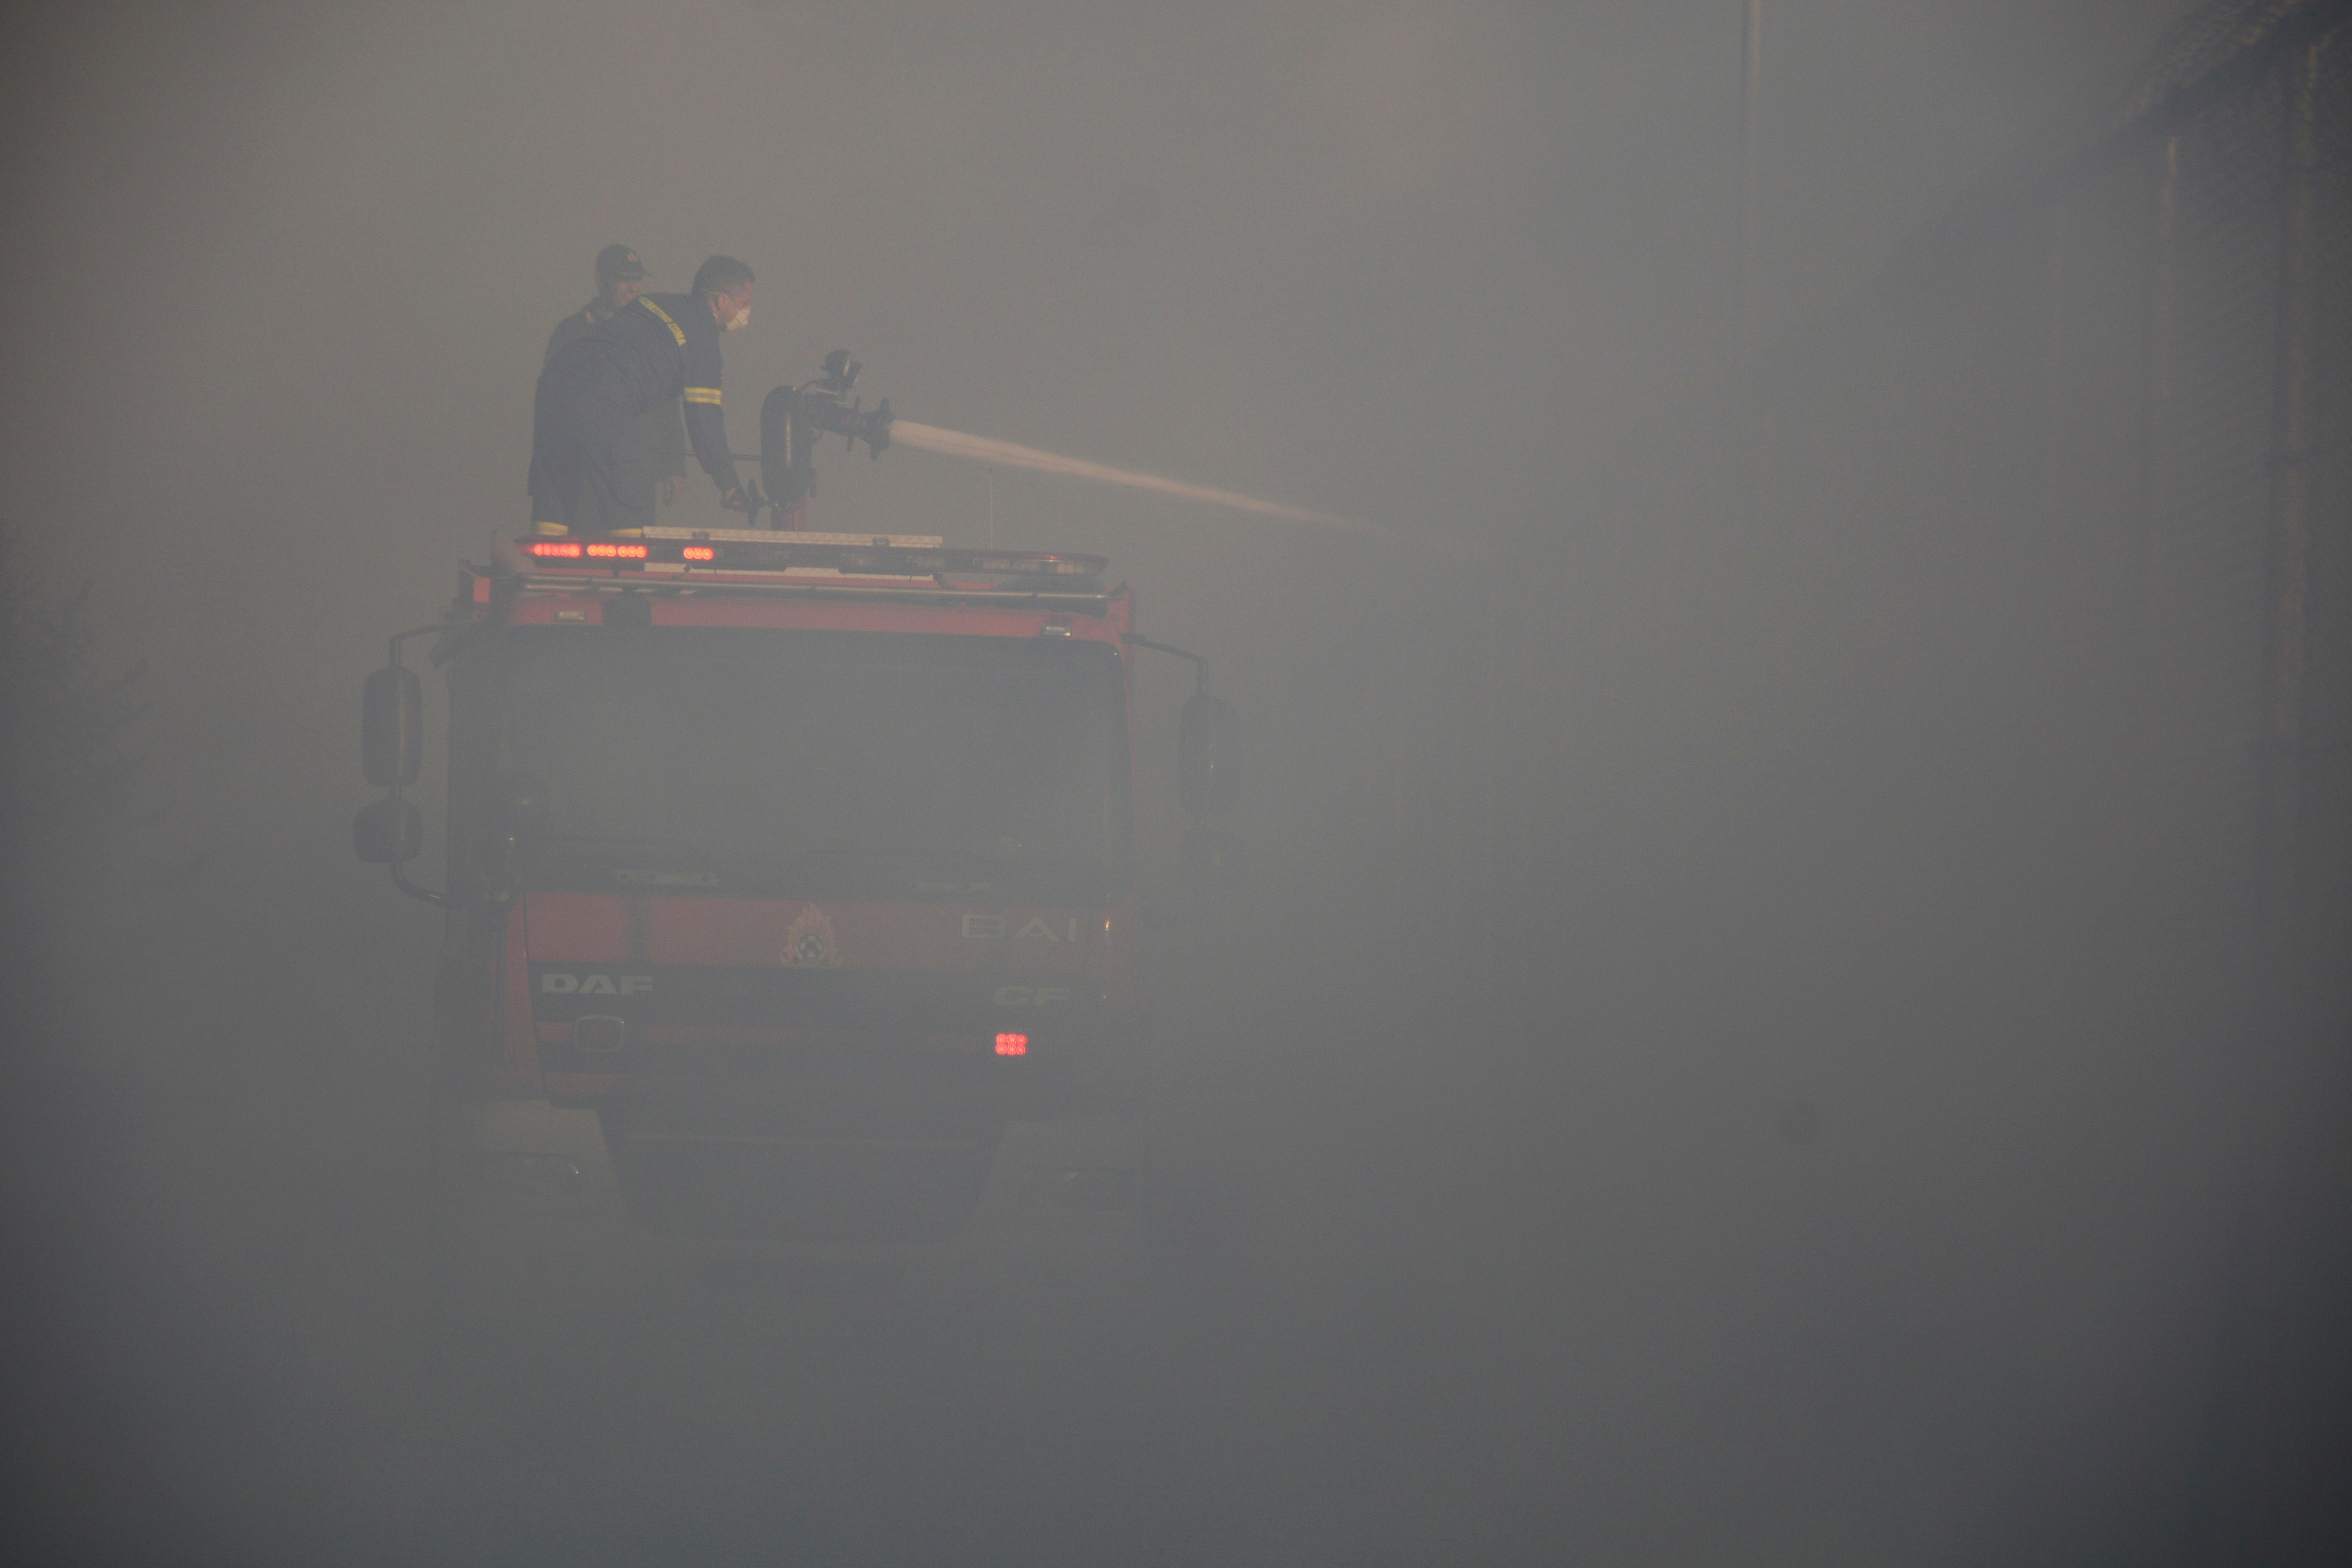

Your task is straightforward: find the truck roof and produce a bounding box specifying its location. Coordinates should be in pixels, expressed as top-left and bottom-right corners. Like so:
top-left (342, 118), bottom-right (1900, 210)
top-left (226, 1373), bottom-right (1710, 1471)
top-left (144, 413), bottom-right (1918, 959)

top-left (460, 529), bottom-right (1132, 640)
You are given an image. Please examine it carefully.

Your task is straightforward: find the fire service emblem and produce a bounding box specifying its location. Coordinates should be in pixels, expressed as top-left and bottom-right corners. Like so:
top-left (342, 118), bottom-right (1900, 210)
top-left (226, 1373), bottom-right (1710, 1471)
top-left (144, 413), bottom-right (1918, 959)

top-left (781, 904), bottom-right (842, 968)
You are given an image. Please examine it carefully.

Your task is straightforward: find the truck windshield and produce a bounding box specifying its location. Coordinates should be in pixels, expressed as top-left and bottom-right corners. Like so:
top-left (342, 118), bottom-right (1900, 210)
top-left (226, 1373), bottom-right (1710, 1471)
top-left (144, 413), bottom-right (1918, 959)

top-left (496, 628), bottom-right (1129, 892)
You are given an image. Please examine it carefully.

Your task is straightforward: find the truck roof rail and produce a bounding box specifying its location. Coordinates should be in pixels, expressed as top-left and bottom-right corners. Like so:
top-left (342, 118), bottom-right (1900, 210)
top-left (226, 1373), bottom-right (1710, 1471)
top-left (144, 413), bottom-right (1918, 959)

top-left (485, 532), bottom-right (1116, 610)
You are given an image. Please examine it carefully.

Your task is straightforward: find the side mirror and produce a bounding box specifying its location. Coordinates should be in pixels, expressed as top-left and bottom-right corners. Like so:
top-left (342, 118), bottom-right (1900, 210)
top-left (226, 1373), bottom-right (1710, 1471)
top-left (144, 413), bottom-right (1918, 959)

top-left (1180, 826), bottom-right (1247, 892)
top-left (353, 797), bottom-right (423, 864)
top-left (362, 666), bottom-right (423, 787)
top-left (1177, 694), bottom-right (1240, 815)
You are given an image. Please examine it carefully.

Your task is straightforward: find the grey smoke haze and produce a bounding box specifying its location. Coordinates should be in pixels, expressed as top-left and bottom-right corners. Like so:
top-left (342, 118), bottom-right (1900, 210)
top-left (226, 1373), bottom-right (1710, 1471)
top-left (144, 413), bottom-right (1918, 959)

top-left (4, 0), bottom-right (2182, 941)
top-left (15, 2), bottom-right (2324, 1564)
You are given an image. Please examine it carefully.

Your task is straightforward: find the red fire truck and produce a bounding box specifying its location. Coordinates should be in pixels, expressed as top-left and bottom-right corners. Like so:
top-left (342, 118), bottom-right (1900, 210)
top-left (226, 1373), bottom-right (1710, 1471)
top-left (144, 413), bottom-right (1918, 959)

top-left (354, 520), bottom-right (1239, 1300)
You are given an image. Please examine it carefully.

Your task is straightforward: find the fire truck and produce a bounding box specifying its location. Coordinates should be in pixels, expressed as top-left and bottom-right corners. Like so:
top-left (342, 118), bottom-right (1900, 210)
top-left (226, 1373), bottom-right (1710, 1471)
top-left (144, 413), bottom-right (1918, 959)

top-left (353, 372), bottom-right (1240, 1299)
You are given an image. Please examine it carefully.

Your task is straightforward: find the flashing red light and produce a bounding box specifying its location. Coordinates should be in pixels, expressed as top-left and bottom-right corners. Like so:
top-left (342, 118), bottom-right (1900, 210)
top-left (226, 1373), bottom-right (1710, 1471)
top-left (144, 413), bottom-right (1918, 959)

top-left (682, 545), bottom-right (716, 561)
top-left (995, 1033), bottom-right (1029, 1057)
top-left (528, 540), bottom-right (582, 558)
top-left (584, 542), bottom-right (648, 559)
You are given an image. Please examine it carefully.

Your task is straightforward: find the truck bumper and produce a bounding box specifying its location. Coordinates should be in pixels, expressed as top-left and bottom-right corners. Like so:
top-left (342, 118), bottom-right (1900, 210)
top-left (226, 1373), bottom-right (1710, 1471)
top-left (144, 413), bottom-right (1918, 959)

top-left (432, 1097), bottom-right (1146, 1309)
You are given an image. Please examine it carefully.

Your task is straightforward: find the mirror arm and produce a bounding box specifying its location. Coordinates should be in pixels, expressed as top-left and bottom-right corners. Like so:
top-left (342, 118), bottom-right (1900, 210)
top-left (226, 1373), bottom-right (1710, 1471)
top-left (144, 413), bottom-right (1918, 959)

top-left (386, 622), bottom-right (446, 665)
top-left (389, 859), bottom-right (446, 906)
top-left (380, 762), bottom-right (446, 905)
top-left (1127, 636), bottom-right (1209, 696)
top-left (380, 621), bottom-right (453, 906)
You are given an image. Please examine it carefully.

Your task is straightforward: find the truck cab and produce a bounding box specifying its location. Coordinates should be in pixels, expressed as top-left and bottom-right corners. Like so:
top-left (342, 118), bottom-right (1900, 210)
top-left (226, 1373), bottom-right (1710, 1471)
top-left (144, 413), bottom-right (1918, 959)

top-left (355, 526), bottom-right (1238, 1295)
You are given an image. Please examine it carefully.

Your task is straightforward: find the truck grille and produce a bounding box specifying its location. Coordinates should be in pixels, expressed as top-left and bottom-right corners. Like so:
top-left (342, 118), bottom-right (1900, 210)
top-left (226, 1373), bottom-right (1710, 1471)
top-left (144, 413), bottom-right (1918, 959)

top-left (603, 1099), bottom-right (1002, 1243)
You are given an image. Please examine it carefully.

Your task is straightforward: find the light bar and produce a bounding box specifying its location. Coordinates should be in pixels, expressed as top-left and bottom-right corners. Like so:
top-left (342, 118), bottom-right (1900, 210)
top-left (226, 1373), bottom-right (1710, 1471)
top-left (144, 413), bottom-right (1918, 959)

top-left (643, 527), bottom-right (945, 547)
top-left (507, 534), bottom-right (1115, 589)
top-left (995, 1033), bottom-right (1029, 1057)
top-left (955, 554), bottom-right (1097, 577)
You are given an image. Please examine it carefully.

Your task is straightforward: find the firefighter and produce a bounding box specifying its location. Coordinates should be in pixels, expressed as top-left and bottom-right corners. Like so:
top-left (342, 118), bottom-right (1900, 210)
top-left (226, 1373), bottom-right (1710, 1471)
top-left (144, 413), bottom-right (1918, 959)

top-left (542, 244), bottom-right (687, 512)
top-left (528, 254), bottom-right (756, 535)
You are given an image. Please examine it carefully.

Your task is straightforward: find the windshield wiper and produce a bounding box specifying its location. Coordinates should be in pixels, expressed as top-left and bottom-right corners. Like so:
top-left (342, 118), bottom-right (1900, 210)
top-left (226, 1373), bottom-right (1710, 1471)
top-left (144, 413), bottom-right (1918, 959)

top-left (956, 838), bottom-right (1109, 875)
top-left (543, 832), bottom-right (714, 851)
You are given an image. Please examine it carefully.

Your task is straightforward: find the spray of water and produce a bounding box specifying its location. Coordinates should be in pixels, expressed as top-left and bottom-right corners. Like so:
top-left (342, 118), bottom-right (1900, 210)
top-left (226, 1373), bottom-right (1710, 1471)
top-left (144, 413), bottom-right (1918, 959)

top-left (890, 419), bottom-right (1439, 550)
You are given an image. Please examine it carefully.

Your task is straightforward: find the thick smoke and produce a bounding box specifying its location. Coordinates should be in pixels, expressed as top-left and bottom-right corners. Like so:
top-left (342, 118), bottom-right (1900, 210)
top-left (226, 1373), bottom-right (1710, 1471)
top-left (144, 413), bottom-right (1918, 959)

top-left (14, 3), bottom-right (2340, 1565)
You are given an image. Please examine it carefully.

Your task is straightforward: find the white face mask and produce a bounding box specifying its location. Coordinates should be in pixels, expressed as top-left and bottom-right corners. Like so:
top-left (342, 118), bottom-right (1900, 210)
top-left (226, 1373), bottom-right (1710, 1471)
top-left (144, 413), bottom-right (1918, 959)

top-left (726, 304), bottom-right (751, 332)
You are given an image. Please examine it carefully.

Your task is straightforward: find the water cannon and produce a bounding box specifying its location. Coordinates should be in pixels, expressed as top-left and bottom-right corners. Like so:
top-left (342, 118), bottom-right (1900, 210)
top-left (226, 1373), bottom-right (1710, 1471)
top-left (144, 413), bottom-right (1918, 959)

top-left (804, 350), bottom-right (892, 457)
top-left (757, 350), bottom-right (897, 528)
top-left (842, 396), bottom-right (895, 458)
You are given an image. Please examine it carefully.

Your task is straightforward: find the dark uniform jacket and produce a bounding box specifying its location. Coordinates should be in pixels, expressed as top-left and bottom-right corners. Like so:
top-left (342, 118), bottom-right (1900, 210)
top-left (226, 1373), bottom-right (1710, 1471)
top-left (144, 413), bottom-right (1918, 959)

top-left (541, 292), bottom-right (739, 495)
top-left (545, 300), bottom-right (685, 478)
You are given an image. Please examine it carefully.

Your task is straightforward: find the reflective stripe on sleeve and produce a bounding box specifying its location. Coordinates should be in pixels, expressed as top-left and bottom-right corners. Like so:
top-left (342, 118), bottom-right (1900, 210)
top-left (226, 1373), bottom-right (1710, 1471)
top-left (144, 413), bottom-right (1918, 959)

top-left (682, 387), bottom-right (722, 405)
top-left (637, 298), bottom-right (687, 346)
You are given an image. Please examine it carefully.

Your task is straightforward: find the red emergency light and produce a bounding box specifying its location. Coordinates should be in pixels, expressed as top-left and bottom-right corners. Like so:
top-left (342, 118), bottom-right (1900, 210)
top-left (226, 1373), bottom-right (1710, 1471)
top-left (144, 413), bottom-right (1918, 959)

top-left (585, 542), bottom-right (648, 559)
top-left (682, 545), bottom-right (717, 561)
top-left (528, 540), bottom-right (582, 558)
top-left (995, 1033), bottom-right (1028, 1057)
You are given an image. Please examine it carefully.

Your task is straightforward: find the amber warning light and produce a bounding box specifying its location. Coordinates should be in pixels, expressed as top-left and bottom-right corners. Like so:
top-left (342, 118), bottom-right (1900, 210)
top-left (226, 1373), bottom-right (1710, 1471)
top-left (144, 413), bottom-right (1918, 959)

top-left (995, 1033), bottom-right (1028, 1057)
top-left (527, 540), bottom-right (647, 559)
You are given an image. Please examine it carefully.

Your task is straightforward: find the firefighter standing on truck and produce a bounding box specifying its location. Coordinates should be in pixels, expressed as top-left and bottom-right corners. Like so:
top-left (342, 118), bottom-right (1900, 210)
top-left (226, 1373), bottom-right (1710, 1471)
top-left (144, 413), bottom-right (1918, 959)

top-left (528, 254), bottom-right (755, 536)
top-left (543, 244), bottom-right (688, 513)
